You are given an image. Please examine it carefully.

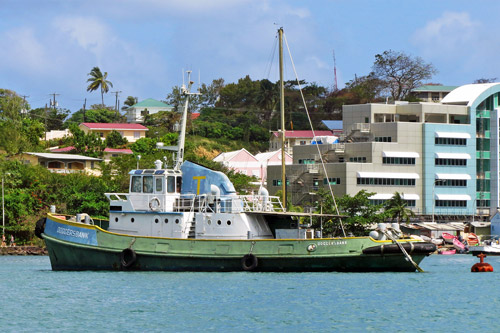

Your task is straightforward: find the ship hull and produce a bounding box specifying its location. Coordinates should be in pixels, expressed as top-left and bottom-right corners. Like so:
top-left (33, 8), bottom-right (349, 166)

top-left (42, 214), bottom-right (432, 272)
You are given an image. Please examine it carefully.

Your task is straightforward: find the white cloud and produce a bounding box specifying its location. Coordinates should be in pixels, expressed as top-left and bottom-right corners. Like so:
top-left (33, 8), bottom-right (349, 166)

top-left (0, 27), bottom-right (48, 73)
top-left (412, 12), bottom-right (480, 56)
top-left (53, 16), bottom-right (111, 61)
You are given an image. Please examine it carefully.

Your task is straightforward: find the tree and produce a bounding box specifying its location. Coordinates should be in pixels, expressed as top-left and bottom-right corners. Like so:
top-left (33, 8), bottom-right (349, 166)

top-left (337, 190), bottom-right (385, 236)
top-left (474, 78), bottom-right (497, 84)
top-left (384, 192), bottom-right (415, 224)
top-left (105, 130), bottom-right (128, 148)
top-left (68, 123), bottom-right (106, 158)
top-left (65, 106), bottom-right (122, 125)
top-left (122, 96), bottom-right (138, 110)
top-left (344, 73), bottom-right (386, 103)
top-left (29, 107), bottom-right (69, 131)
top-left (372, 50), bottom-right (437, 101)
top-left (86, 66), bottom-right (113, 107)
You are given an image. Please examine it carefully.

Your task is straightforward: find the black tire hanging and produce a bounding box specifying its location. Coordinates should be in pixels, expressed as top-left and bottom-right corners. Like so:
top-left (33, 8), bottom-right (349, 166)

top-left (120, 248), bottom-right (137, 268)
top-left (241, 254), bottom-right (258, 271)
top-left (34, 218), bottom-right (46, 239)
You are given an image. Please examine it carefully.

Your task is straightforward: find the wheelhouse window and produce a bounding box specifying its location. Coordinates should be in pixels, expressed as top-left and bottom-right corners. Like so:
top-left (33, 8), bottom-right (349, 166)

top-left (155, 177), bottom-right (163, 193)
top-left (176, 176), bottom-right (182, 193)
top-left (143, 176), bottom-right (153, 193)
top-left (167, 176), bottom-right (175, 193)
top-left (131, 176), bottom-right (142, 193)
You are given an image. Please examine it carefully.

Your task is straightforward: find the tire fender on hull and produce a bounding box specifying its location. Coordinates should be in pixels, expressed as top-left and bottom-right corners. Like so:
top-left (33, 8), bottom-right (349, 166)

top-left (35, 217), bottom-right (46, 239)
top-left (120, 248), bottom-right (137, 269)
top-left (241, 254), bottom-right (258, 271)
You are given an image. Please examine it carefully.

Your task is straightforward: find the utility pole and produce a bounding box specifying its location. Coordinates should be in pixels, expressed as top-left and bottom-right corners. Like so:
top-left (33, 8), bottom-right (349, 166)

top-left (50, 93), bottom-right (60, 112)
top-left (20, 95), bottom-right (29, 118)
top-left (83, 98), bottom-right (87, 122)
top-left (44, 103), bottom-right (48, 141)
top-left (111, 91), bottom-right (122, 121)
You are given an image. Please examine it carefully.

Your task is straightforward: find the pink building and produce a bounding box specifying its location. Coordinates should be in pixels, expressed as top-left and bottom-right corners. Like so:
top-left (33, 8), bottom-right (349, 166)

top-left (213, 148), bottom-right (291, 182)
top-left (255, 149), bottom-right (292, 183)
top-left (213, 148), bottom-right (260, 178)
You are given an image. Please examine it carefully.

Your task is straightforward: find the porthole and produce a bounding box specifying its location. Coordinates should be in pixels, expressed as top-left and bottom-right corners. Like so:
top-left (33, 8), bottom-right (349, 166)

top-left (155, 218), bottom-right (159, 223)
top-left (217, 220), bottom-right (222, 225)
top-left (227, 220), bottom-right (231, 226)
top-left (115, 217), bottom-right (119, 222)
top-left (164, 218), bottom-right (169, 224)
top-left (175, 219), bottom-right (179, 224)
top-left (131, 218), bottom-right (135, 223)
top-left (207, 219), bottom-right (212, 225)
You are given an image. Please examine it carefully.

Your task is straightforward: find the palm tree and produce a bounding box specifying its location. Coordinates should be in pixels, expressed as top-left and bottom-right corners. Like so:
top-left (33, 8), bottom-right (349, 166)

top-left (121, 96), bottom-right (138, 111)
top-left (384, 192), bottom-right (415, 224)
top-left (87, 67), bottom-right (113, 107)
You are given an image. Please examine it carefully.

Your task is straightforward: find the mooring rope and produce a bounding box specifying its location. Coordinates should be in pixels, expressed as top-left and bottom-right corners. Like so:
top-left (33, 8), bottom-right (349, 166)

top-left (382, 230), bottom-right (424, 273)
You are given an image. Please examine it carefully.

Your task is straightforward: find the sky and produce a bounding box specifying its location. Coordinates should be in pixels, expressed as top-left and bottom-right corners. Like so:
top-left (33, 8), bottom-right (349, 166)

top-left (1, 0), bottom-right (500, 113)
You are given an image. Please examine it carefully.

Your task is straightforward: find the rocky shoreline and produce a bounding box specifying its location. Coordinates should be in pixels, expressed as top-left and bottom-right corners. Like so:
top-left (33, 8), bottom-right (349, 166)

top-left (0, 246), bottom-right (47, 255)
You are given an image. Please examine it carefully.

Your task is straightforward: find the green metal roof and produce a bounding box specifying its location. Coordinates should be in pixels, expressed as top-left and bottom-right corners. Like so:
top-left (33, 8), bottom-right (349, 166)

top-left (130, 98), bottom-right (173, 108)
top-left (412, 85), bottom-right (458, 92)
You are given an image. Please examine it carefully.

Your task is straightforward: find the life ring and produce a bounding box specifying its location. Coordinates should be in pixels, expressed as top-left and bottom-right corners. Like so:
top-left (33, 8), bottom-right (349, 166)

top-left (149, 197), bottom-right (161, 211)
top-left (120, 248), bottom-right (137, 268)
top-left (241, 254), bottom-right (258, 271)
top-left (35, 217), bottom-right (46, 239)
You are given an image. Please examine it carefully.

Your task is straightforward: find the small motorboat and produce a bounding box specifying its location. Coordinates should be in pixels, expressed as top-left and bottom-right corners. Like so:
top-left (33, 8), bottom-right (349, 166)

top-left (431, 238), bottom-right (444, 246)
top-left (467, 233), bottom-right (479, 246)
top-left (442, 232), bottom-right (456, 244)
top-left (453, 237), bottom-right (466, 251)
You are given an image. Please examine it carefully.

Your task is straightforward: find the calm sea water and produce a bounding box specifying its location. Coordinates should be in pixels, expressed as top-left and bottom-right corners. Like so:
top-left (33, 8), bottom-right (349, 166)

top-left (0, 254), bottom-right (498, 332)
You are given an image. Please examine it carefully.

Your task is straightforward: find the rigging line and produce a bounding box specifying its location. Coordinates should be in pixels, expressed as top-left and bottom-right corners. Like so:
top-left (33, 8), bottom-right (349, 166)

top-left (283, 32), bottom-right (346, 237)
top-left (264, 34), bottom-right (278, 80)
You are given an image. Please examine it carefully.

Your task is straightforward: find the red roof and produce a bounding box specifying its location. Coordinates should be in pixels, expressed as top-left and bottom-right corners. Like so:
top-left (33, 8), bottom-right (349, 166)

top-left (104, 148), bottom-right (133, 154)
top-left (80, 123), bottom-right (148, 130)
top-left (50, 146), bottom-right (76, 152)
top-left (191, 113), bottom-right (201, 120)
top-left (272, 130), bottom-right (334, 138)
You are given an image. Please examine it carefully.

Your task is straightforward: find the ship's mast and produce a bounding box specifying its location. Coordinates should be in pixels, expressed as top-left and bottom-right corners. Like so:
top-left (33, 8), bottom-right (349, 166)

top-left (175, 70), bottom-right (199, 170)
top-left (279, 28), bottom-right (286, 211)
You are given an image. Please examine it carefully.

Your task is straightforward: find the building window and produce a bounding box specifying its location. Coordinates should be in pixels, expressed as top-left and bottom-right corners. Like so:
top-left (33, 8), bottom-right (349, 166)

top-left (300, 140), bottom-right (306, 145)
top-left (435, 138), bottom-right (466, 146)
top-left (272, 179), bottom-right (289, 186)
top-left (383, 157), bottom-right (416, 165)
top-left (349, 157), bottom-right (367, 163)
top-left (369, 199), bottom-right (415, 207)
top-left (48, 161), bottom-right (63, 169)
top-left (435, 158), bottom-right (467, 166)
top-left (134, 131), bottom-right (140, 139)
top-left (323, 178), bottom-right (341, 185)
top-left (435, 179), bottom-right (467, 187)
top-left (357, 177), bottom-right (416, 186)
top-left (477, 199), bottom-right (490, 208)
top-left (435, 200), bottom-right (467, 207)
top-left (298, 159), bottom-right (315, 164)
top-left (375, 137), bottom-right (392, 142)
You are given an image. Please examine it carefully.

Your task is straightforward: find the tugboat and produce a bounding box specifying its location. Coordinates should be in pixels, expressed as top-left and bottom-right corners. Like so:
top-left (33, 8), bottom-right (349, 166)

top-left (35, 29), bottom-right (436, 272)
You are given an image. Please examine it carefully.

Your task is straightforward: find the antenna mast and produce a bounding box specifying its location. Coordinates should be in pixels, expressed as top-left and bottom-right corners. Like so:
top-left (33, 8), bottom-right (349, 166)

top-left (332, 50), bottom-right (338, 92)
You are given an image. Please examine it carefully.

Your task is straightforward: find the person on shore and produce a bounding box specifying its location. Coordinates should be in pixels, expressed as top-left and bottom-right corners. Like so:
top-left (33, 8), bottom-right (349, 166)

top-left (1, 234), bottom-right (5, 247)
top-left (10, 235), bottom-right (15, 247)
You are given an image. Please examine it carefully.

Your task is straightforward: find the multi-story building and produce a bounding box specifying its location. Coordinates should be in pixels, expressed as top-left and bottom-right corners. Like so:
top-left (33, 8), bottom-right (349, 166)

top-left (268, 83), bottom-right (500, 220)
top-left (411, 85), bottom-right (458, 103)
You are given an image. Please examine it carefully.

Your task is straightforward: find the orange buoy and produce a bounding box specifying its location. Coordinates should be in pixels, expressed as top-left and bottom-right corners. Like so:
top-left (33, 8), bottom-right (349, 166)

top-left (471, 253), bottom-right (494, 272)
